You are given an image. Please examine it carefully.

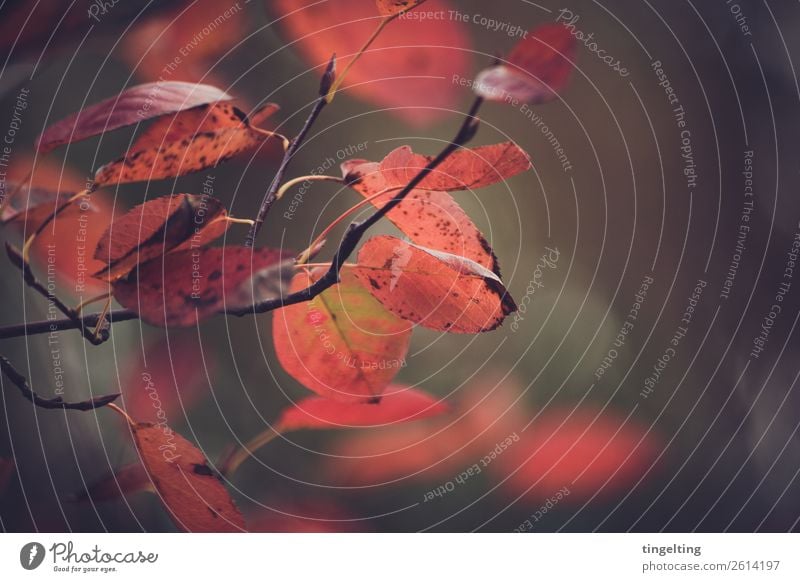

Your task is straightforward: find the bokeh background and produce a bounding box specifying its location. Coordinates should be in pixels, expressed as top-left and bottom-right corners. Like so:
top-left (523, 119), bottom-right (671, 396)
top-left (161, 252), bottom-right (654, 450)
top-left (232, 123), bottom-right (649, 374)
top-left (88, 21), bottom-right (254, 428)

top-left (1, 0), bottom-right (800, 532)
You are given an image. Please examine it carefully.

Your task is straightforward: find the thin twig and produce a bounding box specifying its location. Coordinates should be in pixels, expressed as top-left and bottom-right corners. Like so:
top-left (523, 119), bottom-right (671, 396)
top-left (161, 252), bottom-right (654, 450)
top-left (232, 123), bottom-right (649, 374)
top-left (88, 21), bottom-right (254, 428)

top-left (0, 97), bottom-right (484, 339)
top-left (0, 354), bottom-right (120, 411)
top-left (244, 55), bottom-right (336, 248)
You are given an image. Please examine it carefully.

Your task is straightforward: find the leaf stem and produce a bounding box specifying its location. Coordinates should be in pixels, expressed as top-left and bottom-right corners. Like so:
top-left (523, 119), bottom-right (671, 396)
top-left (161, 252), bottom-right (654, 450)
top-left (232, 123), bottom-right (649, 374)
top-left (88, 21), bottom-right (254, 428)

top-left (275, 174), bottom-right (343, 202)
top-left (220, 426), bottom-right (282, 477)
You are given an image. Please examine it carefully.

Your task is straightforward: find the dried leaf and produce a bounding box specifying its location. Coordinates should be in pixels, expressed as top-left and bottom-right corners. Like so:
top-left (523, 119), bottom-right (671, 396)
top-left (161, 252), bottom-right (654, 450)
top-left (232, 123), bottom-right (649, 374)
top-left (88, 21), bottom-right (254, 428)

top-left (354, 236), bottom-right (516, 333)
top-left (130, 422), bottom-right (244, 532)
top-left (474, 24), bottom-right (575, 104)
top-left (113, 246), bottom-right (292, 327)
top-left (343, 160), bottom-right (499, 273)
top-left (94, 102), bottom-right (279, 186)
top-left (379, 142), bottom-right (532, 191)
top-left (94, 194), bottom-right (228, 282)
top-left (37, 81), bottom-right (233, 153)
top-left (273, 268), bottom-right (412, 402)
top-left (277, 386), bottom-right (447, 431)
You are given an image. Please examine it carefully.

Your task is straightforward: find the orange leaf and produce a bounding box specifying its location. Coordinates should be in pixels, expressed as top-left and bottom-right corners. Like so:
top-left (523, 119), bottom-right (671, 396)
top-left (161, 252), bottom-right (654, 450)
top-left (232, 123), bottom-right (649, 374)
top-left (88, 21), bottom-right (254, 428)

top-left (342, 160), bottom-right (499, 272)
top-left (379, 142), bottom-right (531, 192)
top-left (94, 194), bottom-right (228, 282)
top-left (71, 463), bottom-right (153, 503)
top-left (130, 422), bottom-right (244, 532)
top-left (273, 268), bottom-right (412, 402)
top-left (375, 0), bottom-right (427, 16)
top-left (272, 0), bottom-right (470, 126)
top-left (474, 24), bottom-right (575, 105)
top-left (94, 102), bottom-right (279, 186)
top-left (37, 81), bottom-right (232, 153)
top-left (354, 236), bottom-right (516, 332)
top-left (112, 246), bottom-right (292, 327)
top-left (277, 386), bottom-right (447, 431)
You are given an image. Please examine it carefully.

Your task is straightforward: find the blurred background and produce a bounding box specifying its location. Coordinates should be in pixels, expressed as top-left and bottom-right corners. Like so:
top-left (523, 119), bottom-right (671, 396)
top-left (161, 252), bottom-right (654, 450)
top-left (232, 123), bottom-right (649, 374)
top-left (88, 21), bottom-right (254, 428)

top-left (1, 0), bottom-right (800, 532)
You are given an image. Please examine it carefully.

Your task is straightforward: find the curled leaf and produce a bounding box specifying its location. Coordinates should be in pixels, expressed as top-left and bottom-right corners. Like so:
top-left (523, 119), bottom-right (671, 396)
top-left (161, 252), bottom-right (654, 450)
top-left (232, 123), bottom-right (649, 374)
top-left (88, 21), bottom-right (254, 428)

top-left (474, 24), bottom-right (575, 105)
top-left (112, 246), bottom-right (292, 327)
top-left (130, 422), bottom-right (244, 532)
top-left (354, 236), bottom-right (516, 333)
top-left (273, 268), bottom-right (413, 402)
top-left (277, 386), bottom-right (447, 431)
top-left (94, 194), bottom-right (228, 282)
top-left (37, 81), bottom-right (233, 153)
top-left (94, 102), bottom-right (280, 186)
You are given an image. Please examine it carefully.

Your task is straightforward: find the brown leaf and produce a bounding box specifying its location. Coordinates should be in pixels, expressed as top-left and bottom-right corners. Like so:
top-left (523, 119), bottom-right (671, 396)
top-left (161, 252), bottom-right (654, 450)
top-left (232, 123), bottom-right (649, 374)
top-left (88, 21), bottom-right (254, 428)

top-left (37, 81), bottom-right (233, 153)
top-left (353, 236), bottom-right (516, 333)
top-left (112, 246), bottom-right (292, 327)
top-left (93, 102), bottom-right (279, 186)
top-left (273, 268), bottom-right (412, 402)
top-left (379, 142), bottom-right (532, 191)
top-left (342, 160), bottom-right (500, 273)
top-left (94, 194), bottom-right (228, 282)
top-left (131, 422), bottom-right (244, 532)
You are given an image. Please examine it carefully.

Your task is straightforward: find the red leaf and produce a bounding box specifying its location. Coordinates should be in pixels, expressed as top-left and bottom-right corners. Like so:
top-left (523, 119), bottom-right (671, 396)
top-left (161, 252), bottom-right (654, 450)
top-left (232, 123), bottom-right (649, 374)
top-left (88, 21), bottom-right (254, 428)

top-left (379, 142), bottom-right (532, 192)
top-left (354, 236), bottom-right (516, 332)
top-left (37, 81), bottom-right (233, 153)
top-left (493, 409), bottom-right (658, 501)
top-left (112, 246), bottom-right (292, 327)
top-left (342, 160), bottom-right (499, 272)
top-left (94, 194), bottom-right (228, 282)
top-left (277, 387), bottom-right (447, 431)
top-left (273, 268), bottom-right (412, 402)
top-left (129, 422), bottom-right (244, 532)
top-left (474, 24), bottom-right (575, 105)
top-left (94, 102), bottom-right (279, 186)
top-left (272, 0), bottom-right (470, 126)
top-left (121, 334), bottom-right (214, 423)
top-left (71, 463), bottom-right (153, 503)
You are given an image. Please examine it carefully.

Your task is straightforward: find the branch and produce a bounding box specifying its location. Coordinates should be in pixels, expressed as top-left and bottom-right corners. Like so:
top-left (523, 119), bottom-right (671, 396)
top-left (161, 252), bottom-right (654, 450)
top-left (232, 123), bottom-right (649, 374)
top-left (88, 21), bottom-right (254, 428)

top-left (0, 354), bottom-right (120, 411)
top-left (0, 96), bottom-right (484, 338)
top-left (244, 55), bottom-right (336, 248)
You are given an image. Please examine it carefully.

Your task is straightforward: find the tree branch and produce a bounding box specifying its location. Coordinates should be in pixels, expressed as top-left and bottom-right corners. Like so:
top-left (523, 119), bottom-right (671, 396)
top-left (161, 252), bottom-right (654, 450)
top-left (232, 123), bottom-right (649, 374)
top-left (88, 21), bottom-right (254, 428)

top-left (0, 96), bottom-right (484, 339)
top-left (244, 55), bottom-right (336, 248)
top-left (0, 354), bottom-right (120, 411)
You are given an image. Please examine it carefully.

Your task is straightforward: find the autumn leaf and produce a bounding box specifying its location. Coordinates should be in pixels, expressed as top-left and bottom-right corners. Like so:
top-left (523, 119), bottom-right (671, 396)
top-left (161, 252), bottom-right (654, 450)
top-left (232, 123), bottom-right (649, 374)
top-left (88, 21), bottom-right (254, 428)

top-left (375, 0), bottom-right (428, 16)
top-left (277, 386), bottom-right (447, 431)
top-left (94, 194), bottom-right (229, 282)
top-left (94, 102), bottom-right (280, 186)
top-left (379, 143), bottom-right (532, 192)
top-left (492, 409), bottom-right (658, 501)
top-left (71, 463), bottom-right (153, 503)
top-left (272, 0), bottom-right (470, 126)
top-left (112, 246), bottom-right (292, 327)
top-left (36, 81), bottom-right (233, 153)
top-left (354, 236), bottom-right (516, 332)
top-left (273, 268), bottom-right (412, 402)
top-left (129, 422), bottom-right (244, 532)
top-left (1, 183), bottom-right (66, 231)
top-left (474, 24), bottom-right (575, 105)
top-left (342, 160), bottom-right (499, 272)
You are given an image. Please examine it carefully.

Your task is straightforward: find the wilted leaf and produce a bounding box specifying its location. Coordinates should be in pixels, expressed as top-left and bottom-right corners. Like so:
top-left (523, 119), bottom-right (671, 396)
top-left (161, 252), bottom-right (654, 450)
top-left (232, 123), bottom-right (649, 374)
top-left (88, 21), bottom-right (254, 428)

top-left (94, 102), bottom-right (279, 186)
top-left (94, 194), bottom-right (228, 282)
top-left (343, 160), bottom-right (499, 272)
top-left (273, 268), bottom-right (412, 402)
top-left (130, 422), bottom-right (244, 532)
top-left (273, 0), bottom-right (470, 126)
top-left (71, 463), bottom-right (153, 503)
top-left (277, 386), bottom-right (447, 431)
top-left (375, 0), bottom-right (427, 16)
top-left (379, 142), bottom-right (532, 191)
top-left (113, 246), bottom-right (292, 327)
top-left (354, 236), bottom-right (516, 332)
top-left (493, 409), bottom-right (658, 501)
top-left (37, 81), bottom-right (233, 153)
top-left (474, 24), bottom-right (575, 104)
